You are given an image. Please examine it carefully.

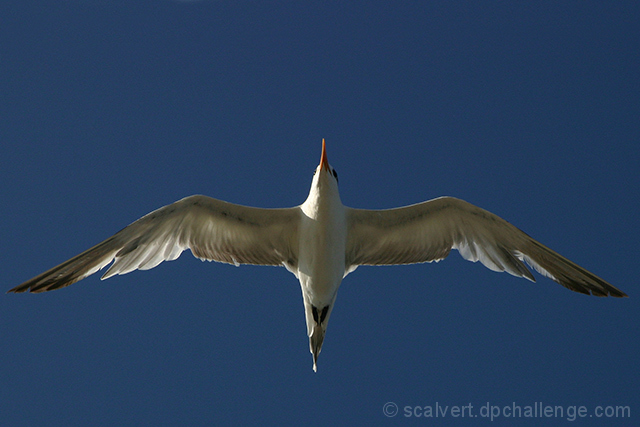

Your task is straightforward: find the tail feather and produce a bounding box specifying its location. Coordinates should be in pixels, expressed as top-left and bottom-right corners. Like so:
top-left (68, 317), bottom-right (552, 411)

top-left (302, 295), bottom-right (338, 372)
top-left (310, 324), bottom-right (325, 372)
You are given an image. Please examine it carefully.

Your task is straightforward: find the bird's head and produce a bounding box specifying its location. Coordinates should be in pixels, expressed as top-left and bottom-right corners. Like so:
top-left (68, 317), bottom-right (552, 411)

top-left (312, 138), bottom-right (339, 189)
top-left (303, 139), bottom-right (342, 220)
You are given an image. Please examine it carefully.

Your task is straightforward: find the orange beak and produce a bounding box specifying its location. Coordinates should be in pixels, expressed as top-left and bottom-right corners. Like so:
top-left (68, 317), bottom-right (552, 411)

top-left (319, 138), bottom-right (330, 171)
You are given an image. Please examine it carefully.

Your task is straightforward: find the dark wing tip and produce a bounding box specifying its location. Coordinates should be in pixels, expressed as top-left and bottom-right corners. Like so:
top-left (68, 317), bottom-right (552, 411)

top-left (555, 275), bottom-right (628, 298)
top-left (522, 240), bottom-right (627, 299)
top-left (587, 289), bottom-right (628, 298)
top-left (604, 288), bottom-right (628, 298)
top-left (8, 282), bottom-right (48, 294)
top-left (7, 280), bottom-right (44, 293)
top-left (8, 274), bottom-right (82, 294)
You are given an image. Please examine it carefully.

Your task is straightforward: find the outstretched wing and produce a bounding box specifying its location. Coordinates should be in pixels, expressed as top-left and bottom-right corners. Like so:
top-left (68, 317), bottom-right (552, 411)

top-left (345, 197), bottom-right (626, 297)
top-left (10, 195), bottom-right (300, 293)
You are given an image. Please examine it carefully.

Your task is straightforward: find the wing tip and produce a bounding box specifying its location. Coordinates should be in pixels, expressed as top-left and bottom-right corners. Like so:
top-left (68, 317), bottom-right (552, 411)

top-left (602, 288), bottom-right (628, 298)
top-left (7, 281), bottom-right (38, 294)
top-left (560, 279), bottom-right (628, 298)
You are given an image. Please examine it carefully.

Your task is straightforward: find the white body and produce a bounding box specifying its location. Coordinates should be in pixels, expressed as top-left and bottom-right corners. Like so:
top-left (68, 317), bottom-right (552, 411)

top-left (297, 156), bottom-right (347, 369)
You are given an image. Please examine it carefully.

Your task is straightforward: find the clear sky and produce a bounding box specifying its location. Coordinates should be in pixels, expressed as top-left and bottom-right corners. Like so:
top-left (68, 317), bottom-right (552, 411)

top-left (1, 1), bottom-right (638, 425)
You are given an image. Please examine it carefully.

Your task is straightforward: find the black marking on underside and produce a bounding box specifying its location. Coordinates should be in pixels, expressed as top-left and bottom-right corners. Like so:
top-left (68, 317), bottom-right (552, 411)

top-left (312, 305), bottom-right (330, 324)
top-left (319, 306), bottom-right (329, 323)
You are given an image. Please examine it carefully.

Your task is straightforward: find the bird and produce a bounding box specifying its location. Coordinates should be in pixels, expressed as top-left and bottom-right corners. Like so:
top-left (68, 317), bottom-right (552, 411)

top-left (10, 139), bottom-right (627, 371)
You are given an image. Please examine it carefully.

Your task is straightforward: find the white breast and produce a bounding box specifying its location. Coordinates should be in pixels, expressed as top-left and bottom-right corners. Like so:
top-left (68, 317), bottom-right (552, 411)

top-left (297, 184), bottom-right (347, 305)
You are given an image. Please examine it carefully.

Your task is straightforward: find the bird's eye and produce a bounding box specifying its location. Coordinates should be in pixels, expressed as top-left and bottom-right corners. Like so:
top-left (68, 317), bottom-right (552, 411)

top-left (332, 168), bottom-right (339, 183)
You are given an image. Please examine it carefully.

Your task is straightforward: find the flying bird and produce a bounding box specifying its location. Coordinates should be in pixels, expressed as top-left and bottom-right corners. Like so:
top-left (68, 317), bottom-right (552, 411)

top-left (10, 140), bottom-right (627, 371)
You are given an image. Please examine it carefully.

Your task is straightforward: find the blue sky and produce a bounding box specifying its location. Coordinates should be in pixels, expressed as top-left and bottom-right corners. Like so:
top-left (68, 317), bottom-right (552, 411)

top-left (1, 1), bottom-right (638, 425)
